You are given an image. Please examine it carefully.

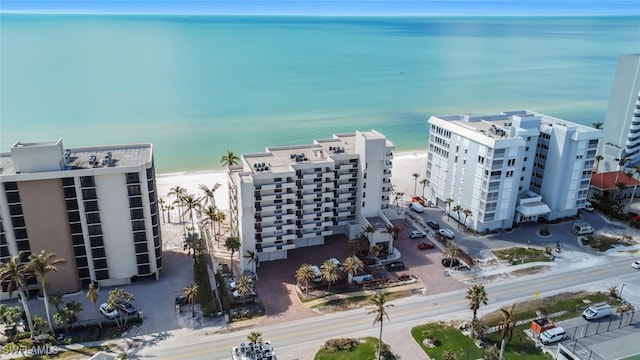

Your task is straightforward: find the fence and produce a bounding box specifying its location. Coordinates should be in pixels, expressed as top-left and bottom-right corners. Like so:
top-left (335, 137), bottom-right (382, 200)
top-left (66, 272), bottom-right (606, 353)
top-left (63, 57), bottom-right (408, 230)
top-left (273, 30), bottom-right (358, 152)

top-left (557, 309), bottom-right (640, 360)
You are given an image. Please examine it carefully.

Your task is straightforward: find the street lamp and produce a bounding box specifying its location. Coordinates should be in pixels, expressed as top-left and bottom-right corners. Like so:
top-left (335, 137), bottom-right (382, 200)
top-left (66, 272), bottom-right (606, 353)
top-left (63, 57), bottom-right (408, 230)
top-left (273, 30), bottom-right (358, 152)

top-left (620, 283), bottom-right (625, 298)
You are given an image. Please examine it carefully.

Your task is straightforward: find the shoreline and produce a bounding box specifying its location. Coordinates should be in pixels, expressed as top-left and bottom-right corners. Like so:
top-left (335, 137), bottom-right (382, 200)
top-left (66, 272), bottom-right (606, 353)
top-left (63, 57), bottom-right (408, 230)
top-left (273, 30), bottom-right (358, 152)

top-left (156, 150), bottom-right (429, 212)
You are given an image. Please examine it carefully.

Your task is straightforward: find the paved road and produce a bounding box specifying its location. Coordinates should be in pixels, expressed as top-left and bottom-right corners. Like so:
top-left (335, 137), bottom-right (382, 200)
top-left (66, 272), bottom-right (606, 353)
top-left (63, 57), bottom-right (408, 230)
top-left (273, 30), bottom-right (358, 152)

top-left (128, 256), bottom-right (637, 360)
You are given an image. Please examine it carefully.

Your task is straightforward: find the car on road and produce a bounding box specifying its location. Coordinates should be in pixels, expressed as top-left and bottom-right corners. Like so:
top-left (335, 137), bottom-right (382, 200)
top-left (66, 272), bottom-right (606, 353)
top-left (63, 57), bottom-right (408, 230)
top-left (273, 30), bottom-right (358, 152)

top-left (417, 241), bottom-right (435, 250)
top-left (427, 220), bottom-right (440, 230)
top-left (99, 303), bottom-right (119, 320)
top-left (116, 301), bottom-right (138, 316)
top-left (409, 230), bottom-right (427, 239)
top-left (385, 261), bottom-right (405, 271)
top-left (438, 228), bottom-right (455, 239)
top-left (632, 260), bottom-right (640, 269)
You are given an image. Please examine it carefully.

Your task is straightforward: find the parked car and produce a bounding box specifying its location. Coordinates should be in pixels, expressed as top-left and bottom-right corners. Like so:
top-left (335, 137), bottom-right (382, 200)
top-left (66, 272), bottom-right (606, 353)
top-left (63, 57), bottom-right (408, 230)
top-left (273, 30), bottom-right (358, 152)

top-left (632, 260), bottom-right (640, 269)
top-left (175, 295), bottom-right (187, 306)
top-left (439, 228), bottom-right (455, 239)
top-left (427, 220), bottom-right (440, 230)
top-left (310, 265), bottom-right (322, 283)
top-left (410, 202), bottom-right (425, 213)
top-left (409, 230), bottom-right (427, 239)
top-left (116, 301), bottom-right (138, 316)
top-left (99, 303), bottom-right (119, 320)
top-left (583, 201), bottom-right (594, 212)
top-left (538, 327), bottom-right (566, 345)
top-left (385, 261), bottom-right (405, 271)
top-left (582, 303), bottom-right (612, 320)
top-left (441, 258), bottom-right (460, 268)
top-left (417, 241), bottom-right (435, 250)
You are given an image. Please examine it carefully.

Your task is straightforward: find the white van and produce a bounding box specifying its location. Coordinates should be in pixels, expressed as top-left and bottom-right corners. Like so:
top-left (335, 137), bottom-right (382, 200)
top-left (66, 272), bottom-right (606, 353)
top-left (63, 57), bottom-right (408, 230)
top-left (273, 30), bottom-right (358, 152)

top-left (582, 303), bottom-right (612, 320)
top-left (538, 327), bottom-right (565, 345)
top-left (310, 265), bottom-right (322, 283)
top-left (572, 221), bottom-right (594, 235)
top-left (410, 202), bottom-right (425, 213)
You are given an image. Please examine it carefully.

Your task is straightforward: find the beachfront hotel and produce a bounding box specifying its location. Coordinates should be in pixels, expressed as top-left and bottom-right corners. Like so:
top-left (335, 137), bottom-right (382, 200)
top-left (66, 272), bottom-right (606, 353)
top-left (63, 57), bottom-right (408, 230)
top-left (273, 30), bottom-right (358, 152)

top-left (598, 53), bottom-right (640, 172)
top-left (425, 110), bottom-right (602, 232)
top-left (0, 139), bottom-right (162, 296)
top-left (227, 130), bottom-right (394, 271)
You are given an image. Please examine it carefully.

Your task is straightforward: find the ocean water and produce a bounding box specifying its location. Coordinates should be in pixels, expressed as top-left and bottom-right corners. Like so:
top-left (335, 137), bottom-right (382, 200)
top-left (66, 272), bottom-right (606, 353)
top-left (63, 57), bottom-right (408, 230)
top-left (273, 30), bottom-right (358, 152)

top-left (1, 15), bottom-right (639, 173)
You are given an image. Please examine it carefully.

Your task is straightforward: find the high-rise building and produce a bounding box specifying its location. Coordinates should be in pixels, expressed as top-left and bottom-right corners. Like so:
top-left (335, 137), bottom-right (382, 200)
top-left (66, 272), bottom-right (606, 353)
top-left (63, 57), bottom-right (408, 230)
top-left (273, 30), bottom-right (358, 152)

top-left (0, 139), bottom-right (162, 296)
top-left (227, 130), bottom-right (394, 272)
top-left (426, 110), bottom-right (602, 232)
top-left (598, 53), bottom-right (640, 172)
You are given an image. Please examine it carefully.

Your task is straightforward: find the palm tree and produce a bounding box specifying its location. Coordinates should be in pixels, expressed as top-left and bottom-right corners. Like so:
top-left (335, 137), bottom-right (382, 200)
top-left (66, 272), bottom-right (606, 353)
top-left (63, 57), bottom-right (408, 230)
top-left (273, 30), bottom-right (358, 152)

top-left (419, 178), bottom-right (429, 198)
top-left (630, 165), bottom-right (640, 207)
top-left (224, 236), bottom-right (241, 274)
top-left (215, 210), bottom-right (226, 241)
top-left (167, 204), bottom-right (175, 223)
top-left (341, 255), bottom-right (364, 284)
top-left (199, 183), bottom-right (222, 208)
top-left (452, 204), bottom-right (462, 226)
top-left (158, 198), bottom-right (166, 223)
top-left (221, 150), bottom-right (240, 167)
top-left (183, 284), bottom-right (199, 317)
top-left (107, 288), bottom-right (134, 330)
top-left (0, 252), bottom-right (35, 338)
top-left (614, 156), bottom-right (630, 184)
top-left (244, 250), bottom-right (259, 279)
top-left (412, 173), bottom-right (420, 196)
top-left (181, 194), bottom-right (202, 229)
top-left (592, 122), bottom-right (603, 129)
top-left (615, 181), bottom-right (627, 204)
top-left (444, 243), bottom-right (462, 264)
top-left (444, 198), bottom-right (454, 220)
top-left (168, 185), bottom-right (186, 223)
top-left (617, 303), bottom-right (636, 327)
top-left (368, 293), bottom-right (394, 360)
top-left (465, 284), bottom-right (488, 322)
top-left (361, 224), bottom-right (375, 252)
top-left (86, 283), bottom-right (102, 328)
top-left (498, 303), bottom-right (517, 360)
top-left (462, 208), bottom-right (472, 227)
top-left (247, 331), bottom-right (263, 343)
top-left (295, 264), bottom-right (315, 294)
top-left (28, 251), bottom-right (65, 333)
top-left (320, 259), bottom-right (340, 291)
top-left (201, 205), bottom-right (218, 239)
top-left (236, 273), bottom-right (252, 304)
top-left (594, 154), bottom-right (604, 173)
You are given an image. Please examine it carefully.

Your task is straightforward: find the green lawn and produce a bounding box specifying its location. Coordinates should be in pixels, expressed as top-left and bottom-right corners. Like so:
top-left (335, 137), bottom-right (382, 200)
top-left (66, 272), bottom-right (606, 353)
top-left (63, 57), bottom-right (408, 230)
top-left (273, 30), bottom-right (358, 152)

top-left (411, 323), bottom-right (484, 359)
top-left (315, 337), bottom-right (395, 360)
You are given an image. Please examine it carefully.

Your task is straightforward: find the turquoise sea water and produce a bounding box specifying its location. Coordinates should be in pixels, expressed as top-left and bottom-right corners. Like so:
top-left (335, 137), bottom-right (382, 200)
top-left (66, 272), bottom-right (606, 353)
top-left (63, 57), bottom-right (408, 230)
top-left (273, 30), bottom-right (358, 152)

top-left (1, 15), bottom-right (639, 173)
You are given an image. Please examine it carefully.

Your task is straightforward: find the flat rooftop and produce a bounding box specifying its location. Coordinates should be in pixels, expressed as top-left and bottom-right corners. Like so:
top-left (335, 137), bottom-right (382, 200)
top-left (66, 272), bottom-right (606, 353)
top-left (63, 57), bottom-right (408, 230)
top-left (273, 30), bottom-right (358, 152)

top-left (242, 132), bottom-right (373, 174)
top-left (436, 110), bottom-right (598, 141)
top-left (0, 143), bottom-right (153, 175)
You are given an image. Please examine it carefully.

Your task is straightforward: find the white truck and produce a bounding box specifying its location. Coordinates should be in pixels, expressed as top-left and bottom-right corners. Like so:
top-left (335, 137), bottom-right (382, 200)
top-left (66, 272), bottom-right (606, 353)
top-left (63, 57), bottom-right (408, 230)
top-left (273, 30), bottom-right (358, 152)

top-left (582, 303), bottom-right (612, 320)
top-left (572, 221), bottom-right (594, 235)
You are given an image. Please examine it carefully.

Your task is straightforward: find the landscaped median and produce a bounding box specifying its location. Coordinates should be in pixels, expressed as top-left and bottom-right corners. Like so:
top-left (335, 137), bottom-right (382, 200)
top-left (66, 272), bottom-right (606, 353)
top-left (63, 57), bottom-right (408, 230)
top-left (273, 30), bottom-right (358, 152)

top-left (411, 291), bottom-right (620, 359)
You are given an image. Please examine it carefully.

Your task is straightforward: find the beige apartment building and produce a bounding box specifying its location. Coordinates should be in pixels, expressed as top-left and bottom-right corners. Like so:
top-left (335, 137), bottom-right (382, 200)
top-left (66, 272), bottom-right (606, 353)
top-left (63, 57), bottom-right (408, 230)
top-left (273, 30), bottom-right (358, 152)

top-left (0, 139), bottom-right (162, 296)
top-left (227, 130), bottom-right (395, 273)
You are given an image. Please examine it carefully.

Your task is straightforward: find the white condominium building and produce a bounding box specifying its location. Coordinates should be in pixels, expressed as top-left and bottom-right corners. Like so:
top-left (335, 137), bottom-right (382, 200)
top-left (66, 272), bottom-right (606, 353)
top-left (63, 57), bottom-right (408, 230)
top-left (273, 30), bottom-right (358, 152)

top-left (227, 130), bottom-right (394, 272)
top-left (598, 54), bottom-right (640, 172)
top-left (0, 139), bottom-right (162, 296)
top-left (426, 110), bottom-right (602, 232)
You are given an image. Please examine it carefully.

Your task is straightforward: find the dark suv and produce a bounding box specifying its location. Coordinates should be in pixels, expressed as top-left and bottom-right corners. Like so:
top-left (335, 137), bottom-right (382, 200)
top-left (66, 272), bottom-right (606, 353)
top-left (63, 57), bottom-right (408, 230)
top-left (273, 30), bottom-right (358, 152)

top-left (427, 220), bottom-right (440, 230)
top-left (385, 261), bottom-right (405, 271)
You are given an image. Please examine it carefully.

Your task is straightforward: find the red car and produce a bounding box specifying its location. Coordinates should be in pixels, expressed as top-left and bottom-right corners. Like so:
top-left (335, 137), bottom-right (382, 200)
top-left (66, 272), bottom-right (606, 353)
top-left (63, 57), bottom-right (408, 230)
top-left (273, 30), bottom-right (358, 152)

top-left (417, 241), bottom-right (435, 250)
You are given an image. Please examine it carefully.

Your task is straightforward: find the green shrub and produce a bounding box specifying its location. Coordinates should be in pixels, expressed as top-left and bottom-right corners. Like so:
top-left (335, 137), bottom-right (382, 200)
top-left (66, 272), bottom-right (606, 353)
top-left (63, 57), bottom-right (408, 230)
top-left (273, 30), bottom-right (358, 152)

top-left (322, 338), bottom-right (360, 352)
top-left (194, 253), bottom-right (217, 315)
